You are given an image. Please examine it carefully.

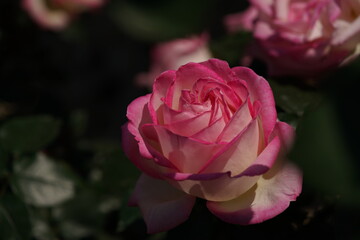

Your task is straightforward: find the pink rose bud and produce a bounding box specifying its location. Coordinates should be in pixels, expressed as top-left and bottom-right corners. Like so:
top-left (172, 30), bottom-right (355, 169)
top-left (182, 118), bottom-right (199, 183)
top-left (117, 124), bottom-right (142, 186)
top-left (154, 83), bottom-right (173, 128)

top-left (135, 34), bottom-right (212, 89)
top-left (225, 0), bottom-right (360, 77)
top-left (122, 59), bottom-right (302, 233)
top-left (22, 0), bottom-right (104, 30)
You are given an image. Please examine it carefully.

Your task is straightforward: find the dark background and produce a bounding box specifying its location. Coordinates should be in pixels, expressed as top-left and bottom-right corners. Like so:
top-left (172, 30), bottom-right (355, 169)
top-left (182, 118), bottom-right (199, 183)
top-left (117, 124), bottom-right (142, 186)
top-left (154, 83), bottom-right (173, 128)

top-left (0, 0), bottom-right (360, 239)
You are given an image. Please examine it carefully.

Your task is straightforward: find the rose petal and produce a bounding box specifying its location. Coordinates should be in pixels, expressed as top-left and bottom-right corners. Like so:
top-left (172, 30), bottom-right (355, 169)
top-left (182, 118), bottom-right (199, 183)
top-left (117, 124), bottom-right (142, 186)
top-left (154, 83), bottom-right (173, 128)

top-left (167, 172), bottom-right (260, 202)
top-left (232, 67), bottom-right (277, 143)
top-left (149, 70), bottom-right (176, 124)
top-left (217, 98), bottom-right (253, 142)
top-left (165, 119), bottom-right (288, 202)
top-left (207, 162), bottom-right (302, 225)
top-left (165, 130), bottom-right (282, 201)
top-left (199, 59), bottom-right (237, 83)
top-left (251, 0), bottom-right (273, 16)
top-left (270, 121), bottom-right (295, 151)
top-left (254, 21), bottom-right (275, 39)
top-left (166, 133), bottom-right (280, 181)
top-left (166, 110), bottom-right (212, 137)
top-left (171, 62), bottom-right (224, 109)
top-left (233, 133), bottom-right (281, 178)
top-left (139, 124), bottom-right (178, 170)
top-left (332, 16), bottom-right (360, 45)
top-left (22, 0), bottom-right (70, 30)
top-left (191, 117), bottom-right (226, 142)
top-left (201, 119), bottom-right (260, 176)
top-left (126, 94), bottom-right (153, 159)
top-left (143, 124), bottom-right (225, 173)
top-left (193, 78), bottom-right (242, 110)
top-left (227, 80), bottom-right (249, 104)
top-left (151, 33), bottom-right (210, 70)
top-left (275, 0), bottom-right (290, 21)
top-left (122, 123), bottom-right (164, 179)
top-left (162, 104), bottom-right (203, 125)
top-left (130, 174), bottom-right (196, 234)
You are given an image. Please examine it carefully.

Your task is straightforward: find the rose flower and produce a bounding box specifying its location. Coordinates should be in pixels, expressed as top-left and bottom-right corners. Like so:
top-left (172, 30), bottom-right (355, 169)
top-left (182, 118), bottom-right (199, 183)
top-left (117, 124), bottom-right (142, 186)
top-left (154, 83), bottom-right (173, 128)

top-left (22, 0), bottom-right (104, 30)
top-left (225, 0), bottom-right (360, 77)
top-left (122, 59), bottom-right (302, 233)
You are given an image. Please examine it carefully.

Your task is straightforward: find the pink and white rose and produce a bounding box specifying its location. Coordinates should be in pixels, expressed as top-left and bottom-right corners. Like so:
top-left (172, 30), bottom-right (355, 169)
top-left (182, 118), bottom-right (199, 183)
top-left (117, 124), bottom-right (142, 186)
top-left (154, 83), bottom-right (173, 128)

top-left (225, 0), bottom-right (360, 77)
top-left (122, 58), bottom-right (302, 233)
top-left (136, 34), bottom-right (212, 89)
top-left (22, 0), bottom-right (105, 30)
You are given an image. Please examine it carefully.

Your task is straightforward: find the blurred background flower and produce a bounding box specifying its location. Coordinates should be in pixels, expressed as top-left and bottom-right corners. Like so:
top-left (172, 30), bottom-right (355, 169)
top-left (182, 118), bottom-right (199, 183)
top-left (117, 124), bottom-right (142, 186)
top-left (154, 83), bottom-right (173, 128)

top-left (225, 0), bottom-right (360, 79)
top-left (135, 33), bottom-right (212, 89)
top-left (22, 0), bottom-right (105, 30)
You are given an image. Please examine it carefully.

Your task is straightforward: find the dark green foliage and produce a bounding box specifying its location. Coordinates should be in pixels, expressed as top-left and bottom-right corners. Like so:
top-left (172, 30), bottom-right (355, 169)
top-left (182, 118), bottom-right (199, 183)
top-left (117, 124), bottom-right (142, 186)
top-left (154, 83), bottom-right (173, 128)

top-left (0, 116), bottom-right (61, 152)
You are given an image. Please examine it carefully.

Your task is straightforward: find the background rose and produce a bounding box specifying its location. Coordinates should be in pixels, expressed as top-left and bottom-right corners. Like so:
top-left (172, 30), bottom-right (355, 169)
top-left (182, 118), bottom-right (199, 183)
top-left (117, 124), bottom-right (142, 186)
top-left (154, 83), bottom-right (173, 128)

top-left (225, 0), bottom-right (360, 77)
top-left (122, 58), bottom-right (302, 233)
top-left (22, 0), bottom-right (104, 30)
top-left (331, 0), bottom-right (360, 64)
top-left (135, 34), bottom-right (212, 89)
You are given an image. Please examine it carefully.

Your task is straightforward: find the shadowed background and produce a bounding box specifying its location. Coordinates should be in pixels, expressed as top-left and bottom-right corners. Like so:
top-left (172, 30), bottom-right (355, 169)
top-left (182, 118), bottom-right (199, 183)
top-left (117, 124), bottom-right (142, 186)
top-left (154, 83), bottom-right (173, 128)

top-left (0, 0), bottom-right (359, 239)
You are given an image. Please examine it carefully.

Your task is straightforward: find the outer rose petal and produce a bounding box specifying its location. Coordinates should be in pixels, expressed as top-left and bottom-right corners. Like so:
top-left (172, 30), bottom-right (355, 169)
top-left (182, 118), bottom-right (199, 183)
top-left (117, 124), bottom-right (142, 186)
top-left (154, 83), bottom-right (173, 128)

top-left (232, 67), bottom-right (276, 142)
top-left (255, 39), bottom-right (350, 77)
top-left (129, 174), bottom-right (196, 234)
top-left (122, 123), bottom-right (164, 179)
top-left (207, 162), bottom-right (302, 224)
top-left (126, 94), bottom-right (153, 159)
top-left (270, 121), bottom-right (295, 151)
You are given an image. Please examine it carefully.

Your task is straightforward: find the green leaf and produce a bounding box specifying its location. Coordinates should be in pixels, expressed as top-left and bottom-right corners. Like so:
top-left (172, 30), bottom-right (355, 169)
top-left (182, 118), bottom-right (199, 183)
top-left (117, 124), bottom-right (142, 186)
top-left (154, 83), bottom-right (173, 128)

top-left (110, 0), bottom-right (216, 42)
top-left (290, 101), bottom-right (360, 207)
top-left (11, 153), bottom-right (75, 207)
top-left (0, 115), bottom-right (61, 152)
top-left (0, 194), bottom-right (31, 240)
top-left (269, 80), bottom-right (323, 117)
